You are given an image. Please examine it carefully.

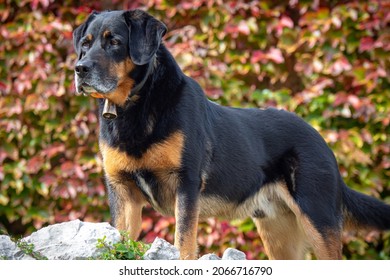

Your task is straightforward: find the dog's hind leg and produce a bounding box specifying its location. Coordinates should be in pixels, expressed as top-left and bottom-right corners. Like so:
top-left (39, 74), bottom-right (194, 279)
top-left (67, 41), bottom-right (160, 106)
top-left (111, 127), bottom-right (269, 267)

top-left (302, 223), bottom-right (342, 260)
top-left (275, 181), bottom-right (343, 259)
top-left (254, 182), bottom-right (342, 259)
top-left (292, 203), bottom-right (343, 259)
top-left (253, 211), bottom-right (308, 259)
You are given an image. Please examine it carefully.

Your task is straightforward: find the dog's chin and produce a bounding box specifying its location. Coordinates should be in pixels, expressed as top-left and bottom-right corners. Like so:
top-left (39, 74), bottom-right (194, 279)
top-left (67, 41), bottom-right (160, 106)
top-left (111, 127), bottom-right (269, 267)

top-left (76, 84), bottom-right (98, 96)
top-left (75, 79), bottom-right (117, 97)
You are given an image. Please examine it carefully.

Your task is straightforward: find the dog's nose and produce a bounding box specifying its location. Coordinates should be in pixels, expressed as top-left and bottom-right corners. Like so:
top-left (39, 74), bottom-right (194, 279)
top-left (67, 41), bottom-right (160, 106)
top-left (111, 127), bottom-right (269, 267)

top-left (75, 61), bottom-right (93, 78)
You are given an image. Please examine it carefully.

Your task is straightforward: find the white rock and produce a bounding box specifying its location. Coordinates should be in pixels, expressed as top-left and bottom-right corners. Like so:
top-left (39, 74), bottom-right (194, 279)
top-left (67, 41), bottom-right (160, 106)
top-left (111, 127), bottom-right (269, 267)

top-left (198, 253), bottom-right (221, 260)
top-left (0, 235), bottom-right (34, 260)
top-left (0, 235), bottom-right (18, 259)
top-left (21, 219), bottom-right (120, 260)
top-left (143, 237), bottom-right (179, 260)
top-left (2, 220), bottom-right (249, 261)
top-left (222, 248), bottom-right (247, 260)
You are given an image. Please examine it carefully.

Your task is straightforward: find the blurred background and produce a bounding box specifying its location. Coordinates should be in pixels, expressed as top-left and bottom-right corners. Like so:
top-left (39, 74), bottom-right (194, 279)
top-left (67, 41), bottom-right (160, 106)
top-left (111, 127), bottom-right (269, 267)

top-left (0, 0), bottom-right (389, 259)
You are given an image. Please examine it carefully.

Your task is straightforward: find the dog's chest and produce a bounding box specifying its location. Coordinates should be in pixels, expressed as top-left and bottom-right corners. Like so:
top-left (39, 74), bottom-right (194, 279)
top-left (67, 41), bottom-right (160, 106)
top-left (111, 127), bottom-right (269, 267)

top-left (132, 170), bottom-right (179, 215)
top-left (100, 131), bottom-right (184, 174)
top-left (99, 131), bottom-right (184, 214)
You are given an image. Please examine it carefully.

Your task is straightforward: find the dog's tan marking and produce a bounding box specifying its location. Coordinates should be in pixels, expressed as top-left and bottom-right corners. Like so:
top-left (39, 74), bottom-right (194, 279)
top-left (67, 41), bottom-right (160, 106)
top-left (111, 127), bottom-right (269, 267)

top-left (197, 182), bottom-right (342, 259)
top-left (106, 57), bottom-right (135, 106)
top-left (275, 184), bottom-right (342, 259)
top-left (100, 131), bottom-right (184, 177)
top-left (85, 33), bottom-right (93, 41)
top-left (110, 180), bottom-right (146, 240)
top-left (198, 182), bottom-right (285, 220)
top-left (154, 169), bottom-right (180, 214)
top-left (326, 230), bottom-right (343, 259)
top-left (249, 182), bottom-right (342, 260)
top-left (103, 29), bottom-right (111, 38)
top-left (253, 211), bottom-right (308, 259)
top-left (101, 131), bottom-right (184, 215)
top-left (175, 228), bottom-right (199, 260)
top-left (174, 196), bottom-right (199, 260)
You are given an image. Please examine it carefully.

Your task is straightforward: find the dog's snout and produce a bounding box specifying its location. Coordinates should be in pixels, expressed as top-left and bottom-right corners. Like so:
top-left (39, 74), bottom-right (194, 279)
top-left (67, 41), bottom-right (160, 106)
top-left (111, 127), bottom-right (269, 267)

top-left (75, 61), bottom-right (93, 78)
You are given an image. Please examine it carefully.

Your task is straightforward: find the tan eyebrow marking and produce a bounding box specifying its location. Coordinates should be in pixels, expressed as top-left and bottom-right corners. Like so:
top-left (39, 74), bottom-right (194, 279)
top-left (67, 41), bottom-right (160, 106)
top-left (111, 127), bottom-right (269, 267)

top-left (103, 30), bottom-right (111, 38)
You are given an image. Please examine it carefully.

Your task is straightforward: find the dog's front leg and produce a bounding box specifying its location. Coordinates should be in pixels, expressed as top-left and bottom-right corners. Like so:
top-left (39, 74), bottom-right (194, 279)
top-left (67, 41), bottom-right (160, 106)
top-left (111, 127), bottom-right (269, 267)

top-left (174, 182), bottom-right (200, 260)
top-left (106, 179), bottom-right (145, 240)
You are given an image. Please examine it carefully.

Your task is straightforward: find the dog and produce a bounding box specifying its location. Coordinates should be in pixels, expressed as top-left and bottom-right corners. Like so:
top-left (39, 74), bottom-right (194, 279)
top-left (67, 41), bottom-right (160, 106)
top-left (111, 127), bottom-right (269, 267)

top-left (73, 9), bottom-right (390, 260)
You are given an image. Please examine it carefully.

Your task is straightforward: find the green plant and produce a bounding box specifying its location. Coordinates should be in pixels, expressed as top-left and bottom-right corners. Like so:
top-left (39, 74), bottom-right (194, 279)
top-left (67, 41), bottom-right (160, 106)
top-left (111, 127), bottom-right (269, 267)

top-left (96, 232), bottom-right (150, 260)
top-left (16, 239), bottom-right (48, 260)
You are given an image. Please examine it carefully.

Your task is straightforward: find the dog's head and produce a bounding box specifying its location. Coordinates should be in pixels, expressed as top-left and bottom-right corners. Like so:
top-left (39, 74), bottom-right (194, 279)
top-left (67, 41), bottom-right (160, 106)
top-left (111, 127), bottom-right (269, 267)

top-left (73, 10), bottom-right (167, 106)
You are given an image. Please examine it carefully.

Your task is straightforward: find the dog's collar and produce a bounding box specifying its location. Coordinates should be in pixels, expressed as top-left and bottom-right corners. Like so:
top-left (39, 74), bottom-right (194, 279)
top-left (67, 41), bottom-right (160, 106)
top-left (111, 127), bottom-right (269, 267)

top-left (102, 57), bottom-right (156, 120)
top-left (129, 57), bottom-right (156, 98)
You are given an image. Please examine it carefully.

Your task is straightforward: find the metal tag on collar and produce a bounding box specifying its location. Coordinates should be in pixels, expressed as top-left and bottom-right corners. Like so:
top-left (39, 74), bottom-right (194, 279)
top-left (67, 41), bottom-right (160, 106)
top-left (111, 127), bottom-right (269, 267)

top-left (103, 99), bottom-right (117, 119)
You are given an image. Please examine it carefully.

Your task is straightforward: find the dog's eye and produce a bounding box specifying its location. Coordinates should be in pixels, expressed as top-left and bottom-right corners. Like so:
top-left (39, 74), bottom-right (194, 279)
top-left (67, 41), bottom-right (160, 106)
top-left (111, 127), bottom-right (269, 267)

top-left (81, 41), bottom-right (90, 49)
top-left (110, 39), bottom-right (120, 46)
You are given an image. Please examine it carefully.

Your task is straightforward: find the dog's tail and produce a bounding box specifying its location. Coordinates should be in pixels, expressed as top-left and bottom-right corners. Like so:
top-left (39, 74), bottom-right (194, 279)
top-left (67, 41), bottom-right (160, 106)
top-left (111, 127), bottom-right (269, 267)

top-left (342, 184), bottom-right (390, 230)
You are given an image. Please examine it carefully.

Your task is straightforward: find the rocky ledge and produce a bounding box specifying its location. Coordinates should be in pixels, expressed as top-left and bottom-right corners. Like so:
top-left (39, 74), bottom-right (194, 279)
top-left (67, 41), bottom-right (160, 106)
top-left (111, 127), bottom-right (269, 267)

top-left (0, 219), bottom-right (246, 260)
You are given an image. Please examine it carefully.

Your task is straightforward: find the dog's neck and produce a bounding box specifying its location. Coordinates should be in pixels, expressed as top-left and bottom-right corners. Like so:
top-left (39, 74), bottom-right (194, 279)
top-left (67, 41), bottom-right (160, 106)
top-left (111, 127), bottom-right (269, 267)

top-left (128, 57), bottom-right (157, 99)
top-left (99, 44), bottom-right (185, 156)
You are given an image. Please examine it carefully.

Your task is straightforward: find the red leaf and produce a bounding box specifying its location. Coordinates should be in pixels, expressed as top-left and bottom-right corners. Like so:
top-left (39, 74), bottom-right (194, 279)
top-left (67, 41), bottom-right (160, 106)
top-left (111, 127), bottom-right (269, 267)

top-left (24, 94), bottom-right (49, 112)
top-left (330, 56), bottom-right (351, 75)
top-left (274, 15), bottom-right (294, 36)
top-left (266, 47), bottom-right (284, 64)
top-left (0, 81), bottom-right (6, 92)
top-left (0, 166), bottom-right (4, 181)
top-left (66, 182), bottom-right (78, 198)
top-left (250, 50), bottom-right (266, 64)
top-left (347, 95), bottom-right (361, 110)
top-left (334, 92), bottom-right (348, 107)
top-left (42, 143), bottom-right (65, 159)
top-left (311, 78), bottom-right (333, 92)
top-left (154, 217), bottom-right (175, 232)
top-left (361, 129), bottom-right (373, 144)
top-left (56, 186), bottom-right (70, 199)
top-left (61, 161), bottom-right (75, 177)
top-left (144, 232), bottom-right (158, 243)
top-left (280, 16), bottom-right (294, 28)
top-left (225, 24), bottom-right (239, 36)
top-left (181, 1), bottom-right (194, 10)
top-left (237, 21), bottom-right (250, 36)
top-left (26, 155), bottom-right (45, 174)
top-left (0, 150), bottom-right (6, 164)
top-left (39, 173), bottom-right (57, 187)
top-left (7, 99), bottom-right (22, 116)
top-left (74, 164), bottom-right (85, 180)
top-left (205, 87), bottom-right (224, 99)
top-left (359, 37), bottom-right (374, 52)
top-left (31, 0), bottom-right (50, 10)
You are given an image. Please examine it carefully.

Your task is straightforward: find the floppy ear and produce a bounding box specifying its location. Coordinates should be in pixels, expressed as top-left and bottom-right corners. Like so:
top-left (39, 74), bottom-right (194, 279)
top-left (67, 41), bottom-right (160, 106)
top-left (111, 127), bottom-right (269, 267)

top-left (73, 11), bottom-right (99, 56)
top-left (123, 10), bottom-right (167, 65)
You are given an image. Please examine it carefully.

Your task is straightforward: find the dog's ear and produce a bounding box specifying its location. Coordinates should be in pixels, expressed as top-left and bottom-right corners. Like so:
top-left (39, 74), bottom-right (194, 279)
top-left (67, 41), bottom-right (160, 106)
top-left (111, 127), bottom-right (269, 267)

top-left (73, 11), bottom-right (99, 56)
top-left (123, 10), bottom-right (167, 65)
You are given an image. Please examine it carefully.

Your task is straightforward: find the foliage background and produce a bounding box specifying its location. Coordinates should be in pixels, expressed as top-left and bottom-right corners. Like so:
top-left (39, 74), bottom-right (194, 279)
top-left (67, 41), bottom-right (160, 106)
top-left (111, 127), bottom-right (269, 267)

top-left (0, 0), bottom-right (389, 259)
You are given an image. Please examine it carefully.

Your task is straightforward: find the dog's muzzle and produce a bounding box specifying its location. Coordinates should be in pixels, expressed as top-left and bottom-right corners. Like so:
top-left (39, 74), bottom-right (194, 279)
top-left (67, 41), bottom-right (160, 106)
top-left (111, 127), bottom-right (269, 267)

top-left (74, 62), bottom-right (118, 120)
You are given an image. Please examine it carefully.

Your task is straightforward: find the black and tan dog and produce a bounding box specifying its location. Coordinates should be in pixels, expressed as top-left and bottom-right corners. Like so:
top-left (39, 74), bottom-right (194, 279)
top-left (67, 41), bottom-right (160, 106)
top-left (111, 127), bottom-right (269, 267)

top-left (73, 9), bottom-right (390, 260)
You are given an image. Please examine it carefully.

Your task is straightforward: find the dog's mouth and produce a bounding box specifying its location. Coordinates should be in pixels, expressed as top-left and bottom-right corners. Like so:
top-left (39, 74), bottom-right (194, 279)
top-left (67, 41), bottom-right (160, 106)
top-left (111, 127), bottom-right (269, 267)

top-left (80, 84), bottom-right (96, 95)
top-left (77, 83), bottom-right (117, 119)
top-left (77, 83), bottom-right (105, 98)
